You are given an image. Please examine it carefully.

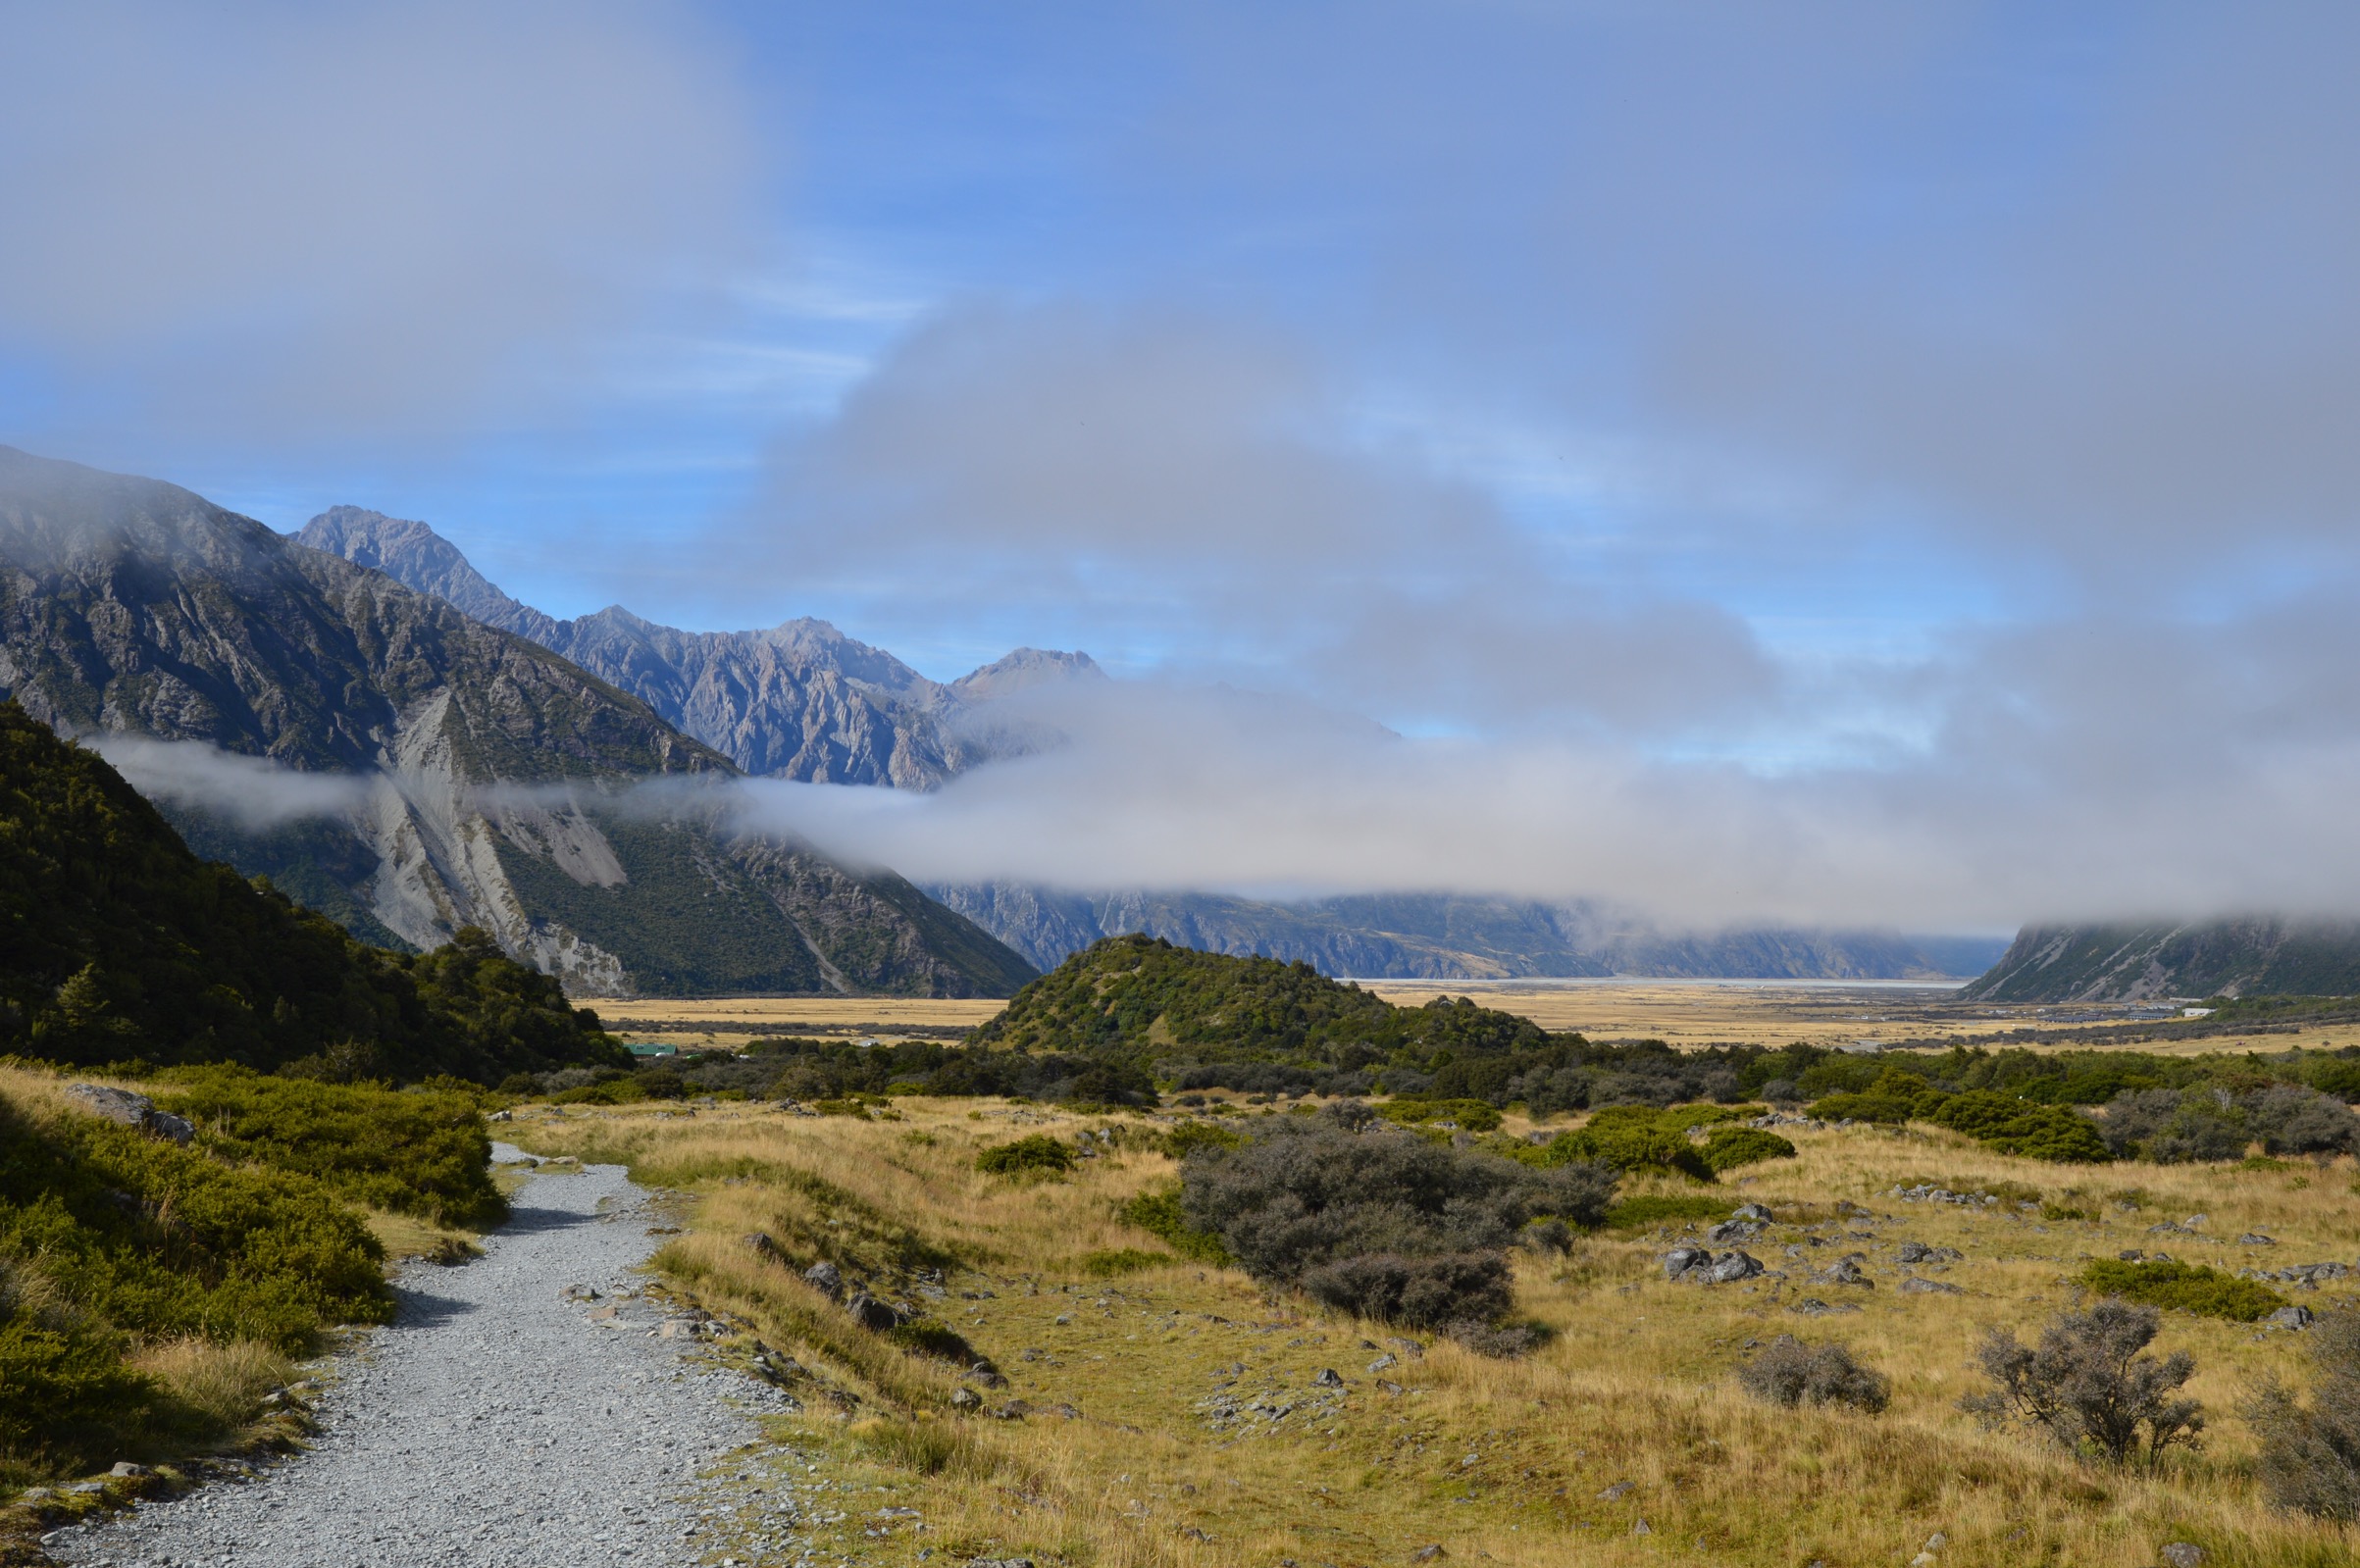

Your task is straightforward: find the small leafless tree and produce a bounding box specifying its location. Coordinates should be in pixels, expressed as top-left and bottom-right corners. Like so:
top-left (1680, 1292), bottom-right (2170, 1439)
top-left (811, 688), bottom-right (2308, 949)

top-left (1962, 1297), bottom-right (2202, 1468)
top-left (2245, 1309), bottom-right (2360, 1520)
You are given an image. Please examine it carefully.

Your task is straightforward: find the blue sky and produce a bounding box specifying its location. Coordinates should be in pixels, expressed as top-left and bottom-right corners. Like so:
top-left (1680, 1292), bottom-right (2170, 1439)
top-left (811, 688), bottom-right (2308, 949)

top-left (5, 2), bottom-right (2359, 924)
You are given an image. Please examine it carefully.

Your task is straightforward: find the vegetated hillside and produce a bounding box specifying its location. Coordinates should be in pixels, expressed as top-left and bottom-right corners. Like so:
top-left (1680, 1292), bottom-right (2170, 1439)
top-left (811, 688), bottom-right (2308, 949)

top-left (929, 883), bottom-right (2005, 981)
top-left (296, 506), bottom-right (1099, 788)
top-left (1962, 919), bottom-right (2360, 1002)
top-left (0, 447), bottom-right (1035, 997)
top-left (0, 702), bottom-right (623, 1079)
top-left (971, 934), bottom-right (1553, 1068)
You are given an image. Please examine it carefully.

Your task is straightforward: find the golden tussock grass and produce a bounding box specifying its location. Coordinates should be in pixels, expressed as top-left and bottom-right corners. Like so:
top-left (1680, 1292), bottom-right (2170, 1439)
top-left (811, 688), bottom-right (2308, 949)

top-left (506, 1099), bottom-right (2360, 1567)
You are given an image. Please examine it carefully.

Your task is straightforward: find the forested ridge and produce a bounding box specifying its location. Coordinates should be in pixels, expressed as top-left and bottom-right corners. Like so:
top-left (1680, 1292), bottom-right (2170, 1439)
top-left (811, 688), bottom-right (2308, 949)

top-left (0, 702), bottom-right (623, 1081)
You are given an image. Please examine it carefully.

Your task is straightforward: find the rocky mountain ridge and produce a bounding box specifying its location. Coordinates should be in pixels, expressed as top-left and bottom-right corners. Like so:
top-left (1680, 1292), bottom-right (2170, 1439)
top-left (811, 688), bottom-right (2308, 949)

top-left (296, 507), bottom-right (1099, 787)
top-left (1960, 919), bottom-right (2360, 1003)
top-left (0, 446), bottom-right (1035, 997)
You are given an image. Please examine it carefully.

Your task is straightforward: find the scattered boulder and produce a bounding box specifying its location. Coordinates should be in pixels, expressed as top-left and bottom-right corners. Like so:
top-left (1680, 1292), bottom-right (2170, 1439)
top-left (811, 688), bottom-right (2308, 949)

top-left (990, 1399), bottom-right (1033, 1421)
top-left (1663, 1247), bottom-right (1710, 1281)
top-left (801, 1261), bottom-right (845, 1301)
top-left (1368, 1353), bottom-right (1397, 1374)
top-left (845, 1290), bottom-right (906, 1332)
top-left (1708, 1250), bottom-right (1766, 1284)
top-left (949, 1387), bottom-right (984, 1412)
top-left (108, 1463), bottom-right (148, 1478)
top-left (2268, 1305), bottom-right (2315, 1331)
top-left (1731, 1202), bottom-right (1774, 1223)
top-left (2239, 1234), bottom-right (2276, 1246)
top-left (1313, 1368), bottom-right (1344, 1388)
top-left (1411, 1546), bottom-right (1447, 1562)
top-left (969, 1360), bottom-right (1008, 1389)
top-left (2159, 1544), bottom-right (2204, 1568)
top-left (1598, 1481), bottom-right (1634, 1501)
top-left (63, 1084), bottom-right (193, 1144)
top-left (1706, 1219), bottom-right (1764, 1244)
top-left (743, 1232), bottom-right (787, 1266)
top-left (1788, 1297), bottom-right (1862, 1317)
top-left (1813, 1255), bottom-right (1873, 1288)
top-left (1895, 1241), bottom-right (1962, 1265)
top-left (1899, 1277), bottom-right (1965, 1295)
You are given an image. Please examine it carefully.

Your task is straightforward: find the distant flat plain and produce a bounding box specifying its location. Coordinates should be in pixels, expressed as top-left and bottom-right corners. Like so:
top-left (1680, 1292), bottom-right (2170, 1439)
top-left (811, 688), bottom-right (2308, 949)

top-left (580, 980), bottom-right (2352, 1054)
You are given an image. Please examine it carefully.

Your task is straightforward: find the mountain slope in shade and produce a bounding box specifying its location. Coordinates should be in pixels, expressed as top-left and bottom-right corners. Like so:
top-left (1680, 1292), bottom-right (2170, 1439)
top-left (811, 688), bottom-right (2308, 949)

top-left (0, 447), bottom-right (1035, 998)
top-left (1960, 920), bottom-right (2360, 1003)
top-left (927, 884), bottom-right (2003, 982)
top-left (294, 507), bottom-right (1101, 787)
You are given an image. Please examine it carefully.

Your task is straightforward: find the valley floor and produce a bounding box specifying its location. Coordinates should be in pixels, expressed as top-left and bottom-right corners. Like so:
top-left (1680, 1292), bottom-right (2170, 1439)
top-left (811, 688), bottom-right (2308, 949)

top-left (497, 1098), bottom-right (2360, 1568)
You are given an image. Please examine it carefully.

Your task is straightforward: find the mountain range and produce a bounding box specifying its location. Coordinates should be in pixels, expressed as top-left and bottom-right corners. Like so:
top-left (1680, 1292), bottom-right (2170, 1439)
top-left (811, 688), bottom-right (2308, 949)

top-left (292, 508), bottom-right (2010, 983)
top-left (0, 446), bottom-right (1035, 998)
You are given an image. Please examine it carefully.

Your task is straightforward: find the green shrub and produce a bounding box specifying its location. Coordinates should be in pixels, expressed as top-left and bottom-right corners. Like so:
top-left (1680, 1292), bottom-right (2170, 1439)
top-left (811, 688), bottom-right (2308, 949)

top-left (1701, 1127), bottom-right (1797, 1173)
top-left (974, 1135), bottom-right (1077, 1177)
top-left (1807, 1090), bottom-right (1919, 1124)
top-left (1117, 1188), bottom-right (1231, 1264)
top-left (1378, 1097), bottom-right (1504, 1133)
top-left (1159, 1121), bottom-right (1247, 1159)
top-left (153, 1066), bottom-right (503, 1228)
top-left (1980, 1105), bottom-right (2112, 1164)
top-left (887, 1317), bottom-right (979, 1364)
top-left (2081, 1259), bottom-right (2288, 1322)
top-left (0, 1085), bottom-right (394, 1483)
top-left (1532, 1124), bottom-right (1713, 1183)
top-left (1078, 1247), bottom-right (1177, 1277)
top-left (1603, 1192), bottom-right (1733, 1231)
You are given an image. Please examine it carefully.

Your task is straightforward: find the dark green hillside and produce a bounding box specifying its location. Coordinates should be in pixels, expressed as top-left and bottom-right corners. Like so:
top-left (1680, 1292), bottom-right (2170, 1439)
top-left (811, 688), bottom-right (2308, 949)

top-left (0, 703), bottom-right (622, 1080)
top-left (1964, 919), bottom-right (2360, 1003)
top-left (970, 934), bottom-right (1549, 1066)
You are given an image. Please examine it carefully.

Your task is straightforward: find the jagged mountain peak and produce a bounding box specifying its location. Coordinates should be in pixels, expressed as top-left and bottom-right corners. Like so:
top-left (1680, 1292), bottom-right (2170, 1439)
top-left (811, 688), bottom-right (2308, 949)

top-left (951, 647), bottom-right (1104, 701)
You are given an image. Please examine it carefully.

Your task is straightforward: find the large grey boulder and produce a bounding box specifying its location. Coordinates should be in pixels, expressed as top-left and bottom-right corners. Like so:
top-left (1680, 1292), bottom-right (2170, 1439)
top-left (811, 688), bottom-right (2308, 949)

top-left (63, 1085), bottom-right (193, 1145)
top-left (801, 1260), bottom-right (845, 1301)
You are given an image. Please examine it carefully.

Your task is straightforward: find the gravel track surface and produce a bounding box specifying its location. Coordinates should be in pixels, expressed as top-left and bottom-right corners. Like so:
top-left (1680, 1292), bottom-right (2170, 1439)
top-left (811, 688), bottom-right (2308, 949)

top-left (47, 1147), bottom-right (805, 1568)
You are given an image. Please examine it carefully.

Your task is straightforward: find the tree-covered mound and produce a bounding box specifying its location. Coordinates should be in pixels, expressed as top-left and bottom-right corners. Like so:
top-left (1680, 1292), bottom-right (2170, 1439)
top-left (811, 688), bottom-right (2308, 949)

top-left (971, 935), bottom-right (1550, 1064)
top-left (0, 703), bottom-right (625, 1082)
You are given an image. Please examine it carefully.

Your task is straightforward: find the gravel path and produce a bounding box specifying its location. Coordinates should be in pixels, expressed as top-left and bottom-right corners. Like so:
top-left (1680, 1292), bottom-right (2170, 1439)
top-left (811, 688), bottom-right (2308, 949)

top-left (46, 1147), bottom-right (812, 1568)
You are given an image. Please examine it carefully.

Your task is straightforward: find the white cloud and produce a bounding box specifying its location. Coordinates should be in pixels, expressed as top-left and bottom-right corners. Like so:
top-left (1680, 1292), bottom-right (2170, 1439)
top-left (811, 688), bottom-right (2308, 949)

top-left (0, 0), bottom-right (763, 441)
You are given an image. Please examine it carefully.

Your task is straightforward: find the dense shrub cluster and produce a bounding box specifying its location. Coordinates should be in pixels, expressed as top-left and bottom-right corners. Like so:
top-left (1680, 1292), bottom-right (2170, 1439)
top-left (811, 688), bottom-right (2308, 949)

top-left (974, 1135), bottom-right (1077, 1176)
top-left (1174, 1114), bottom-right (1613, 1338)
top-left (1700, 1126), bottom-right (1798, 1173)
top-left (2245, 1309), bottom-right (2360, 1521)
top-left (0, 1084), bottom-right (393, 1480)
top-left (1116, 1188), bottom-right (1231, 1263)
top-left (2096, 1084), bottom-right (2359, 1162)
top-left (2079, 1259), bottom-right (2288, 1322)
top-left (153, 1065), bottom-right (505, 1228)
top-left (1737, 1336), bottom-right (1890, 1412)
top-left (1964, 1298), bottom-right (2202, 1468)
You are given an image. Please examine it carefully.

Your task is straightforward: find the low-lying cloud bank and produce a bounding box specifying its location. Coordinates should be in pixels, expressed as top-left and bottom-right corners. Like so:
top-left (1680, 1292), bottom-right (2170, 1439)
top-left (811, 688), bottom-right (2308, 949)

top-left (86, 733), bottom-right (378, 831)
top-left (81, 616), bottom-right (2360, 937)
top-left (712, 692), bottom-right (2356, 934)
